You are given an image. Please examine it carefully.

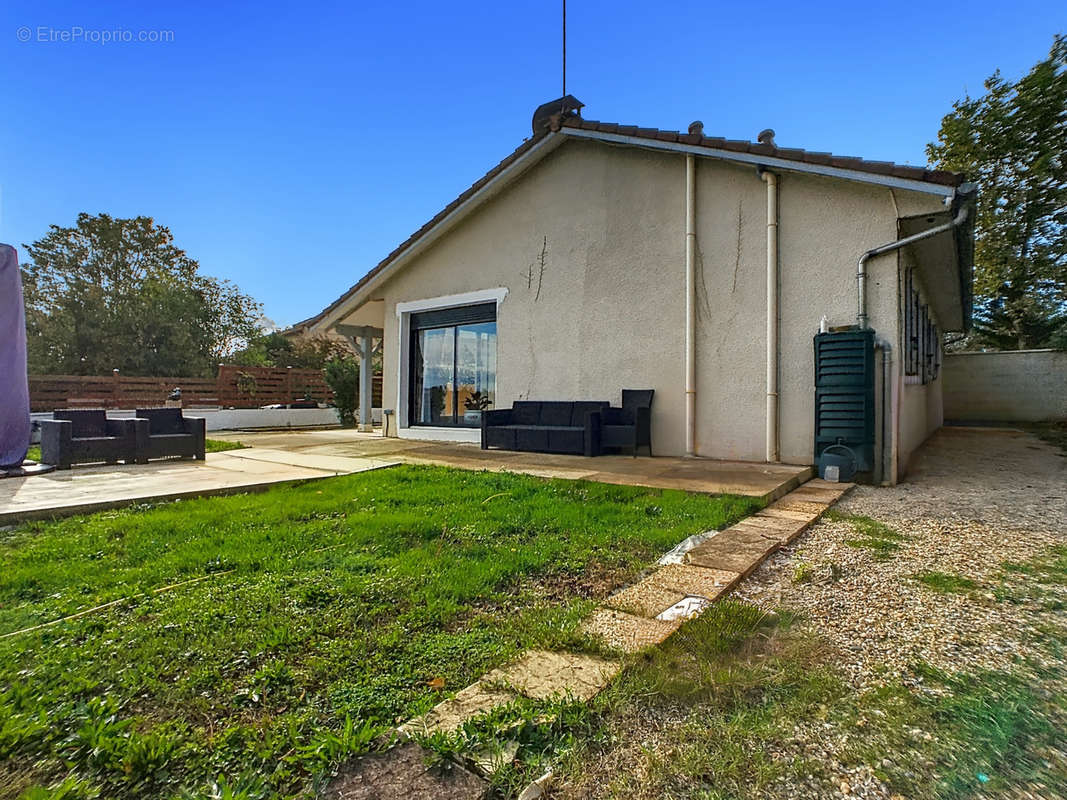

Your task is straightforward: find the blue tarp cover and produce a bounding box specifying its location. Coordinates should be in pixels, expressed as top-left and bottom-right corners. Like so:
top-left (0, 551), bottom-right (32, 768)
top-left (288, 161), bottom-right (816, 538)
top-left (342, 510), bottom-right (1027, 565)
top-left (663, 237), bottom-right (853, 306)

top-left (0, 244), bottom-right (30, 468)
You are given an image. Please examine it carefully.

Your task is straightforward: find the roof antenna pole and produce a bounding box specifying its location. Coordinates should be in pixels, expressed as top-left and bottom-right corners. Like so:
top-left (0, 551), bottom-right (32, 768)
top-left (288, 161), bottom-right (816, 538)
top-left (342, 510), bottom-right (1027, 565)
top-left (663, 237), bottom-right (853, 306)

top-left (562, 0), bottom-right (567, 106)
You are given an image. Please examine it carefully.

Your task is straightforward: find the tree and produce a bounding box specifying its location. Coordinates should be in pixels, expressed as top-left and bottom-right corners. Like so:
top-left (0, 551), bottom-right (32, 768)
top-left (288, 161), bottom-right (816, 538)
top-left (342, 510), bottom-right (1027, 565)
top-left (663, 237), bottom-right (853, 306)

top-left (21, 213), bottom-right (262, 376)
top-left (232, 331), bottom-right (353, 370)
top-left (927, 35), bottom-right (1067, 350)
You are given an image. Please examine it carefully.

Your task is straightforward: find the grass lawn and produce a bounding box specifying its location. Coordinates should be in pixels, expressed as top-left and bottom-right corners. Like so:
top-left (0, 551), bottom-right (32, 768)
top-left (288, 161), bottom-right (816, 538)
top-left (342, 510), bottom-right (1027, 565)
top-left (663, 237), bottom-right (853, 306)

top-left (0, 465), bottom-right (757, 799)
top-left (24, 438), bottom-right (245, 464)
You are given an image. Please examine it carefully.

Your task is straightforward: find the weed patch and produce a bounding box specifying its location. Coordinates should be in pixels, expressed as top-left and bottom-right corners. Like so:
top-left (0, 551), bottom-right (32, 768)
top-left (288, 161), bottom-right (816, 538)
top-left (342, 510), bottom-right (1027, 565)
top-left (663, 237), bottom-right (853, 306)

top-left (914, 571), bottom-right (978, 594)
top-left (825, 509), bottom-right (909, 560)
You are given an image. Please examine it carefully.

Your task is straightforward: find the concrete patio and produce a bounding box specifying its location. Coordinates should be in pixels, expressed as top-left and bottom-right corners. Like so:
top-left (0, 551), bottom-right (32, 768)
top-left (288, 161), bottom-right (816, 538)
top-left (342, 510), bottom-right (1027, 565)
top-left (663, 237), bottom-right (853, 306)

top-left (0, 447), bottom-right (399, 525)
top-left (0, 428), bottom-right (812, 525)
top-left (212, 428), bottom-right (812, 501)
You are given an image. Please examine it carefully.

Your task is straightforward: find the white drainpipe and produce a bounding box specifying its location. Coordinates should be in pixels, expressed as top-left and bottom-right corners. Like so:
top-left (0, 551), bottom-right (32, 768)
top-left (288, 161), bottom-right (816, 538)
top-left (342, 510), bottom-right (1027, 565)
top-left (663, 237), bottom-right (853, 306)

top-left (685, 154), bottom-right (697, 456)
top-left (857, 205), bottom-right (970, 329)
top-left (760, 169), bottom-right (780, 463)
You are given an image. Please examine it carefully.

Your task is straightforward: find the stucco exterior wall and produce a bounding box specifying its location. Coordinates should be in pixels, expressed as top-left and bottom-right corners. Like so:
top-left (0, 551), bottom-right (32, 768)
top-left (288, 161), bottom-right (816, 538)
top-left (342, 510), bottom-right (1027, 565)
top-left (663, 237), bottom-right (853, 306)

top-left (896, 253), bottom-right (946, 477)
top-left (943, 350), bottom-right (1067, 422)
top-left (353, 138), bottom-right (946, 468)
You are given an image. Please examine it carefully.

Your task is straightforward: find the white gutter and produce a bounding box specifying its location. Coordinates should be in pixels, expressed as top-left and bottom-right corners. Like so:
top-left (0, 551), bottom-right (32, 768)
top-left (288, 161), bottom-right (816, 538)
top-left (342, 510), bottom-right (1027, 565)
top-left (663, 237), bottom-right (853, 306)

top-left (760, 169), bottom-right (780, 463)
top-left (560, 127), bottom-right (956, 197)
top-left (856, 204), bottom-right (970, 328)
top-left (685, 154), bottom-right (697, 456)
top-left (312, 133), bottom-right (567, 333)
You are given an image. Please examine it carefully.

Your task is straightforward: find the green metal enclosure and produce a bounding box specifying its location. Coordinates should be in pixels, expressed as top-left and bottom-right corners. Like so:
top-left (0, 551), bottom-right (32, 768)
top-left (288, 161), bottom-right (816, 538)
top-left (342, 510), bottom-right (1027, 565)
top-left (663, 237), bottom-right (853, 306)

top-left (813, 329), bottom-right (876, 475)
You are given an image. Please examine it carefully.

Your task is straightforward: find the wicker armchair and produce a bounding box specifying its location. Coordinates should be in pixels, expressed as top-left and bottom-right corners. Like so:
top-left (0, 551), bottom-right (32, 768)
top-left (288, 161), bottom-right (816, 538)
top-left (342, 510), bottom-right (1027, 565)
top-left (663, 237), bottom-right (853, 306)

top-left (39, 410), bottom-right (140, 469)
top-left (594, 389), bottom-right (655, 457)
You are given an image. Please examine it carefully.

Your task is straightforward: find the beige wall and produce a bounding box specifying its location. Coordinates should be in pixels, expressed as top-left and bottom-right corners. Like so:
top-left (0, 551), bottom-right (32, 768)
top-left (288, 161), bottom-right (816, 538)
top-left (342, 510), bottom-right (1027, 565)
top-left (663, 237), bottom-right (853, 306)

top-left (895, 250), bottom-right (948, 478)
top-left (943, 350), bottom-right (1067, 422)
top-left (352, 138), bottom-right (946, 469)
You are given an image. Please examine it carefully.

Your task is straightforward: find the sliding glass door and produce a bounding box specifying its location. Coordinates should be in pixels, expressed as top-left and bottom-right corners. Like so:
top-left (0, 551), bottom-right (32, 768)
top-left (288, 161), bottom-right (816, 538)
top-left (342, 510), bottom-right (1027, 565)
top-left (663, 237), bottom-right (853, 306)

top-left (410, 304), bottom-right (497, 427)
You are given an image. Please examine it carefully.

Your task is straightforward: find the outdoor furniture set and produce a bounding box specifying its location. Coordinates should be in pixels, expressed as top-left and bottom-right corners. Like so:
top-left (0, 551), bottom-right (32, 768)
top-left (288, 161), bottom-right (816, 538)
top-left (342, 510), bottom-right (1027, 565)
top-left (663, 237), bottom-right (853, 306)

top-left (481, 389), bottom-right (654, 457)
top-left (40, 408), bottom-right (206, 469)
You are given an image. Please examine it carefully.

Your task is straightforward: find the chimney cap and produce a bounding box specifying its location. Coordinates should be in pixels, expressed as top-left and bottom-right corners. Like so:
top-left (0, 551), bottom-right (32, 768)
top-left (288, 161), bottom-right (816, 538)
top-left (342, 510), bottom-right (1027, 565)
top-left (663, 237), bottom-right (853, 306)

top-left (532, 95), bottom-right (584, 135)
top-left (688, 120), bottom-right (704, 136)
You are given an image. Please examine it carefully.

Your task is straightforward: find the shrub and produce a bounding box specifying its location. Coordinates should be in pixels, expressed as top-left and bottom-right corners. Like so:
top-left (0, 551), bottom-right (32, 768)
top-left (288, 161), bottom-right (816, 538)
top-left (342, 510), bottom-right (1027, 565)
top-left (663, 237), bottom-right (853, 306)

top-left (323, 356), bottom-right (360, 426)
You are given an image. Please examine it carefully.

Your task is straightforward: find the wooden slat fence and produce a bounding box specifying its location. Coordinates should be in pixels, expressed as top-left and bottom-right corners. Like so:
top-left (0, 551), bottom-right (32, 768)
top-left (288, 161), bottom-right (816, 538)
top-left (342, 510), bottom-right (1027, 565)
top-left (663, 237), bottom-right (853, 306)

top-left (29, 368), bottom-right (383, 412)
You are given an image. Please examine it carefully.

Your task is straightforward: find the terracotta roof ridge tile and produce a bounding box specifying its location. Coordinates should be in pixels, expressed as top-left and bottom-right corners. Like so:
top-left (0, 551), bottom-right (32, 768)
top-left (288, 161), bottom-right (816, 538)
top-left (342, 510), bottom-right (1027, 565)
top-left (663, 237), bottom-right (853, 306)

top-left (561, 116), bottom-right (963, 187)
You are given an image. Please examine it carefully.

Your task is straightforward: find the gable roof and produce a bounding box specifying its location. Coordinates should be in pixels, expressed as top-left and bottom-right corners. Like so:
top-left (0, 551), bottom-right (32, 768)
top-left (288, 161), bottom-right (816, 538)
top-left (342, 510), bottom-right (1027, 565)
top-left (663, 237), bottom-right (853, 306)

top-left (302, 116), bottom-right (966, 334)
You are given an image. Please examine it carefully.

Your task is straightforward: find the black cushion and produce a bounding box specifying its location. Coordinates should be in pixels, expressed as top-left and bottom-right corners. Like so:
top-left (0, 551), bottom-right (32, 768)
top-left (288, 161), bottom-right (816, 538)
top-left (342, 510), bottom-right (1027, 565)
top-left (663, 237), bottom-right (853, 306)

top-left (136, 408), bottom-right (185, 435)
top-left (55, 409), bottom-right (108, 438)
top-left (539, 402), bottom-right (573, 426)
top-left (511, 402), bottom-right (542, 425)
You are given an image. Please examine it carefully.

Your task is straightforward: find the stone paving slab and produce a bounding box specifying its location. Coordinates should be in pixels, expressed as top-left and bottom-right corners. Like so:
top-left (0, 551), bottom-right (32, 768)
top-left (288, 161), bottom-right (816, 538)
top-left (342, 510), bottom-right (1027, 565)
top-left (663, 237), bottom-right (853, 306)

top-left (684, 528), bottom-right (780, 576)
top-left (635, 562), bottom-right (740, 603)
top-left (325, 742), bottom-right (487, 800)
top-left (579, 608), bottom-right (680, 654)
top-left (485, 650), bottom-right (620, 701)
top-left (729, 515), bottom-right (810, 545)
top-left (768, 499), bottom-right (830, 515)
top-left (781, 486), bottom-right (848, 504)
top-left (221, 447), bottom-right (399, 474)
top-left (605, 578), bottom-right (687, 618)
top-left (804, 478), bottom-right (856, 492)
top-left (755, 507), bottom-right (817, 522)
top-left (398, 682), bottom-right (518, 738)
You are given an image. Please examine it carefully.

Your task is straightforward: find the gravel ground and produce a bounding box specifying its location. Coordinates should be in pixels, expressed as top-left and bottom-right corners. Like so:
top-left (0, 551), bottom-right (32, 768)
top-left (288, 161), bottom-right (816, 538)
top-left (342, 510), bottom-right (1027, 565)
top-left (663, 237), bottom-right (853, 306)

top-left (736, 427), bottom-right (1067, 688)
top-left (559, 427), bottom-right (1067, 800)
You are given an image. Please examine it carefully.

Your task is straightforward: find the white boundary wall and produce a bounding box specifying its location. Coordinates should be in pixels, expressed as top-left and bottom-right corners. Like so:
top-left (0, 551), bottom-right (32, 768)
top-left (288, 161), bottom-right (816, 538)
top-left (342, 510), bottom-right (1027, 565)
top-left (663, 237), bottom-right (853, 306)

top-left (29, 408), bottom-right (384, 440)
top-left (943, 350), bottom-right (1067, 422)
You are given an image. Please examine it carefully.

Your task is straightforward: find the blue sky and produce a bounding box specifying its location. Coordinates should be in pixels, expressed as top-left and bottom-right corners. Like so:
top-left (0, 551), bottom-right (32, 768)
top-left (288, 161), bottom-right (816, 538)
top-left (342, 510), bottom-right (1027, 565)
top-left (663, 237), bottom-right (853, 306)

top-left (1, 1), bottom-right (1062, 328)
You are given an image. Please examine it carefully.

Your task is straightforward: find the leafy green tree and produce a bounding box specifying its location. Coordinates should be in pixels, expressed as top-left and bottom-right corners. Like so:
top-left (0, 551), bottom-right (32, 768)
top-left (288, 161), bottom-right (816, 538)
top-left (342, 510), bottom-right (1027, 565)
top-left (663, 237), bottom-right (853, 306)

top-left (232, 331), bottom-right (352, 370)
top-left (21, 213), bottom-right (262, 376)
top-left (927, 35), bottom-right (1067, 350)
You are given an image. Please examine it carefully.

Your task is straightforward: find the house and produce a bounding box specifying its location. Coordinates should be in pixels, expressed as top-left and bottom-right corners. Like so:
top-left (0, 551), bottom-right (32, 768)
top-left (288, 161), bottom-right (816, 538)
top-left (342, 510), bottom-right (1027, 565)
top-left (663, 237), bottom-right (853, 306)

top-left (303, 97), bottom-right (975, 484)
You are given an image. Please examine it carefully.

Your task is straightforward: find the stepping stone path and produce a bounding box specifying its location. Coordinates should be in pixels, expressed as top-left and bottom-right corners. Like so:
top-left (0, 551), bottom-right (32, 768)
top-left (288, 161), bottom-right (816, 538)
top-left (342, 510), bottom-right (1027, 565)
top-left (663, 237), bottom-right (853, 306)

top-left (327, 477), bottom-right (852, 798)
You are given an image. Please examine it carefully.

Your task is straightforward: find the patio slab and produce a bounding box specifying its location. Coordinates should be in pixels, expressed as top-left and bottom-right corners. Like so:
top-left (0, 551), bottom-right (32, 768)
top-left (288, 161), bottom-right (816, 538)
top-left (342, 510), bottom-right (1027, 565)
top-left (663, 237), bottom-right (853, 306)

top-left (211, 430), bottom-right (813, 501)
top-left (484, 650), bottom-right (620, 701)
top-left (399, 682), bottom-right (518, 738)
top-left (605, 579), bottom-right (688, 618)
top-left (684, 528), bottom-right (780, 576)
top-left (652, 563), bottom-right (742, 600)
top-left (579, 608), bottom-right (680, 653)
top-left (0, 449), bottom-right (398, 524)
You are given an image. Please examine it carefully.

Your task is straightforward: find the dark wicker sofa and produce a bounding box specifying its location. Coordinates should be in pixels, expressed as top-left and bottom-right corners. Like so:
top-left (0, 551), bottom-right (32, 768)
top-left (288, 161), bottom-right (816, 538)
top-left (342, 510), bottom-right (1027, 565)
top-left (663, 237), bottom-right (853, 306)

top-left (40, 409), bottom-right (140, 469)
top-left (134, 408), bottom-right (206, 462)
top-left (481, 401), bottom-right (609, 456)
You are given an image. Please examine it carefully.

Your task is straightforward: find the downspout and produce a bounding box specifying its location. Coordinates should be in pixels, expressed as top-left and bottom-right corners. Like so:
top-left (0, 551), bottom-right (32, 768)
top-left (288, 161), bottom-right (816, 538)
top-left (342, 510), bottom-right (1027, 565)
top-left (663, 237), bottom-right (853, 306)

top-left (874, 338), bottom-right (892, 484)
top-left (685, 154), bottom-right (697, 456)
top-left (856, 205), bottom-right (970, 329)
top-left (856, 200), bottom-right (969, 483)
top-left (760, 169), bottom-right (780, 463)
